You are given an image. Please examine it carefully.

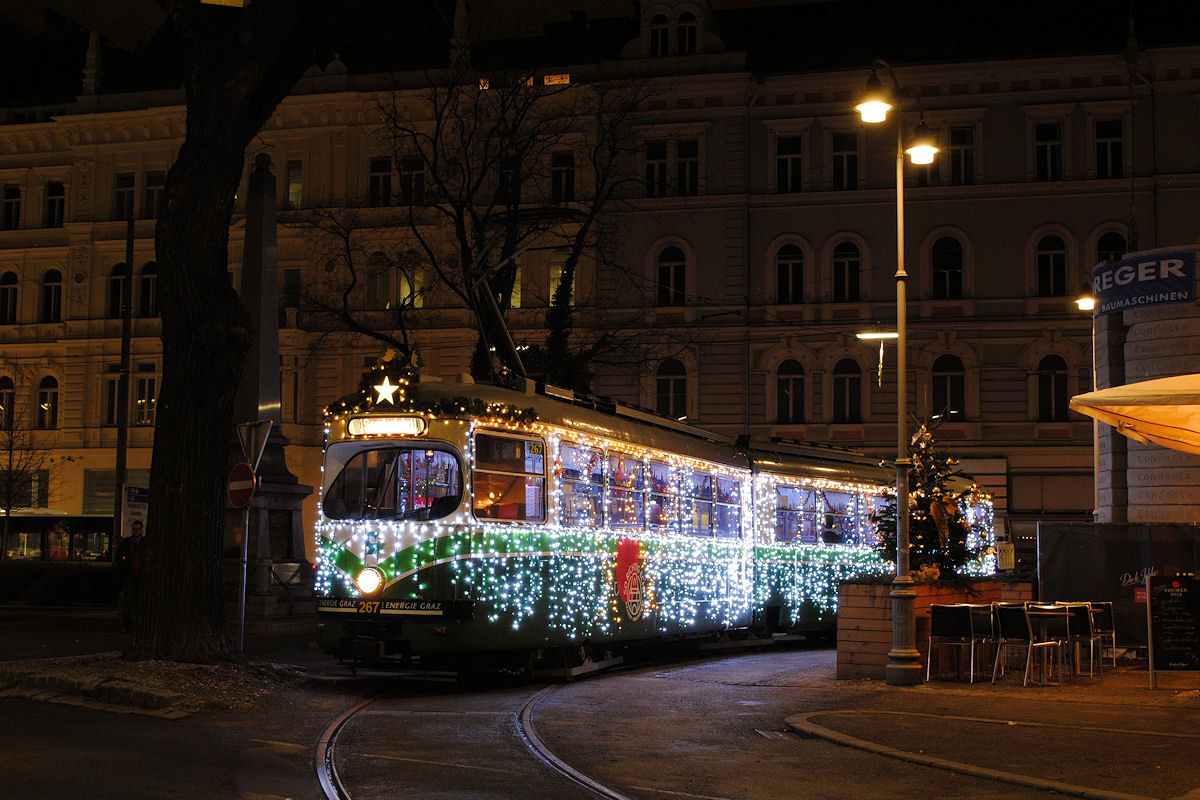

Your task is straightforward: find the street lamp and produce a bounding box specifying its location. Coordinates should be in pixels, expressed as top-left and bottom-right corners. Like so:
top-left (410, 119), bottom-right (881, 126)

top-left (857, 60), bottom-right (939, 687)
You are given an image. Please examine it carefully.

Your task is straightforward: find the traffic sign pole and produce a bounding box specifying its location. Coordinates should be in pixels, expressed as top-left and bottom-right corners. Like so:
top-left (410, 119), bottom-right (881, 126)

top-left (228, 461), bottom-right (257, 653)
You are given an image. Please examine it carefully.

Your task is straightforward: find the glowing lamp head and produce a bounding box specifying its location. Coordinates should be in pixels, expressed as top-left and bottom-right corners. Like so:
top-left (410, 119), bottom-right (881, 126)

top-left (356, 566), bottom-right (385, 595)
top-left (904, 120), bottom-right (939, 165)
top-left (855, 70), bottom-right (891, 123)
top-left (1076, 295), bottom-right (1096, 312)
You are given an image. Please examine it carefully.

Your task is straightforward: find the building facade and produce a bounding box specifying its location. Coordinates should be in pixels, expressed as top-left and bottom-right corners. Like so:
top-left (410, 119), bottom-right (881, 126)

top-left (2, 2), bottom-right (1199, 567)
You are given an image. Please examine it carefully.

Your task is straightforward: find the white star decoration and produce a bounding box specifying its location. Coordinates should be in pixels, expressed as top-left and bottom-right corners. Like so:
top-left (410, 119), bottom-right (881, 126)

top-left (374, 376), bottom-right (400, 404)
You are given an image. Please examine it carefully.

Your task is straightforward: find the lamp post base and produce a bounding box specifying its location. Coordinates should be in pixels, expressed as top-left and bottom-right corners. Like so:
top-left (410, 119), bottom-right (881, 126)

top-left (886, 578), bottom-right (922, 686)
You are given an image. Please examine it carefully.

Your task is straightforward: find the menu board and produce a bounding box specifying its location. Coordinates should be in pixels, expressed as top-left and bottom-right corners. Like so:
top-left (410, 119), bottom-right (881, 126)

top-left (1148, 575), bottom-right (1200, 671)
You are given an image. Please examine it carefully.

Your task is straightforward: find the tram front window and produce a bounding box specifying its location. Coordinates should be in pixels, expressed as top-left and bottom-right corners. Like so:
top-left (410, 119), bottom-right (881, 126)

top-left (322, 446), bottom-right (461, 521)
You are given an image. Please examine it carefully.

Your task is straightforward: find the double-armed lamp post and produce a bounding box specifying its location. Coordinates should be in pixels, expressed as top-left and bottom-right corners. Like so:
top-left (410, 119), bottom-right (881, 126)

top-left (855, 60), bottom-right (939, 686)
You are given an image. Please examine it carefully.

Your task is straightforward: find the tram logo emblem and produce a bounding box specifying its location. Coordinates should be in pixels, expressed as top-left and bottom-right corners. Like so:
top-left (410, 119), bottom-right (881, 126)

top-left (616, 538), bottom-right (646, 621)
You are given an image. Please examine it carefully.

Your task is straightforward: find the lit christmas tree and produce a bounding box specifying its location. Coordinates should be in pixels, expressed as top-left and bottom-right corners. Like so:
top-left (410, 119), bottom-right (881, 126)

top-left (873, 415), bottom-right (988, 581)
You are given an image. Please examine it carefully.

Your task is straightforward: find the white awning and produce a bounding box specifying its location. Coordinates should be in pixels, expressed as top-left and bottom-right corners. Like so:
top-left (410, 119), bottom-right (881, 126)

top-left (1070, 373), bottom-right (1200, 454)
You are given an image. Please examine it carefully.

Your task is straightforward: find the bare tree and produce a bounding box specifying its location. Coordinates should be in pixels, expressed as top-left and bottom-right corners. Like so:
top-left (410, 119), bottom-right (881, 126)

top-left (0, 407), bottom-right (63, 560)
top-left (374, 58), bottom-right (650, 390)
top-left (130, 0), bottom-right (356, 662)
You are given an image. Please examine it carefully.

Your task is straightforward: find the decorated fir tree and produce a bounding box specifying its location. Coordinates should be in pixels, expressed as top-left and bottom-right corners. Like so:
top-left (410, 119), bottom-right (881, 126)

top-left (873, 415), bottom-right (989, 581)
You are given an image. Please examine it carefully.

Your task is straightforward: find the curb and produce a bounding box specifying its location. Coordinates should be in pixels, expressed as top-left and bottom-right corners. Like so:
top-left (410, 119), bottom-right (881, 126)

top-left (785, 709), bottom-right (1158, 800)
top-left (0, 653), bottom-right (186, 713)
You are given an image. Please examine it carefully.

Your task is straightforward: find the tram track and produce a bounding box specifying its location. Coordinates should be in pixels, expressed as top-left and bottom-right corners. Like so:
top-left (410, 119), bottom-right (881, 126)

top-left (315, 681), bottom-right (633, 800)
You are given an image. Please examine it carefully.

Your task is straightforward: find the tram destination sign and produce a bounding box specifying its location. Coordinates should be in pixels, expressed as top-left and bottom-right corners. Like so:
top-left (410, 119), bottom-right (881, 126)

top-left (1092, 249), bottom-right (1195, 316)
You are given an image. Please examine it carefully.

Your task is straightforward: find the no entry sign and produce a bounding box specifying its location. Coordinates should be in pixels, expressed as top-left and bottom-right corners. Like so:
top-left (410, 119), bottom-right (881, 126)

top-left (227, 462), bottom-right (256, 507)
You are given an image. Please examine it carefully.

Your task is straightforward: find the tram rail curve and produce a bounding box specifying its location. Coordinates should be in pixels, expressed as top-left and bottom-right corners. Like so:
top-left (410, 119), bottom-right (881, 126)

top-left (314, 684), bottom-right (632, 800)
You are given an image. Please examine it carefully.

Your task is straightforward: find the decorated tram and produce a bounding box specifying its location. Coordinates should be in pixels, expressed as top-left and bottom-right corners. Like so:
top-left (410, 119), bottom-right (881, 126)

top-left (313, 355), bottom-right (994, 670)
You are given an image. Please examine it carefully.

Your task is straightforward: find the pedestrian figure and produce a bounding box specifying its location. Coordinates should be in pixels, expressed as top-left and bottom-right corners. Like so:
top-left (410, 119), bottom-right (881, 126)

top-left (117, 521), bottom-right (145, 631)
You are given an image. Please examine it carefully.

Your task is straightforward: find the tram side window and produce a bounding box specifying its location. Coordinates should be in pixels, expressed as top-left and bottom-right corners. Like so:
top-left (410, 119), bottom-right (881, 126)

top-left (647, 460), bottom-right (676, 532)
top-left (607, 453), bottom-right (643, 528)
top-left (712, 475), bottom-right (741, 538)
top-left (775, 486), bottom-right (819, 543)
top-left (685, 470), bottom-right (713, 536)
top-left (560, 442), bottom-right (604, 527)
top-left (322, 446), bottom-right (462, 521)
top-left (821, 491), bottom-right (857, 544)
top-left (474, 433), bottom-right (546, 522)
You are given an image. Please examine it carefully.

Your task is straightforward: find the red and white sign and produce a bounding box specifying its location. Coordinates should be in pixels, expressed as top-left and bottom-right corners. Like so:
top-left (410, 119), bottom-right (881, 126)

top-left (227, 462), bottom-right (256, 508)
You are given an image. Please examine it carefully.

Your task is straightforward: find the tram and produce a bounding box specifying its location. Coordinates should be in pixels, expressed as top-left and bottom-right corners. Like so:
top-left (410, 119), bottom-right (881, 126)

top-left (312, 357), bottom-right (993, 670)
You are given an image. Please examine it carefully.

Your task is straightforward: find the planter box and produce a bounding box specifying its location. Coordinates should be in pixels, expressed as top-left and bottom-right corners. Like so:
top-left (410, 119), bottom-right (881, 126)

top-left (835, 580), bottom-right (1033, 680)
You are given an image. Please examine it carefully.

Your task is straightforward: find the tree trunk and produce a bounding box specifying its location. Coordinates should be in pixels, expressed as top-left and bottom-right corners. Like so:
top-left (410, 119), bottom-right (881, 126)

top-left (127, 0), bottom-right (347, 661)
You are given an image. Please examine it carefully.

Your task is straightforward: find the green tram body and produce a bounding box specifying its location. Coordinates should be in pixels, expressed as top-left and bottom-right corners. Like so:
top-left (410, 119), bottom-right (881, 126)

top-left (313, 380), bottom-right (950, 667)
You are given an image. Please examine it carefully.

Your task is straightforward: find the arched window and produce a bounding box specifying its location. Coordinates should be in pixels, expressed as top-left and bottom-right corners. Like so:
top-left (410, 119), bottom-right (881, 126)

top-left (832, 242), bottom-right (860, 302)
top-left (676, 11), bottom-right (697, 56)
top-left (137, 262), bottom-right (159, 317)
top-left (1096, 232), bottom-right (1126, 265)
top-left (0, 376), bottom-right (14, 429)
top-left (930, 237), bottom-right (963, 300)
top-left (655, 358), bottom-right (687, 420)
top-left (776, 359), bottom-right (804, 424)
top-left (40, 269), bottom-right (62, 323)
top-left (0, 271), bottom-right (16, 325)
top-left (364, 251), bottom-right (391, 310)
top-left (832, 358), bottom-right (861, 424)
top-left (931, 354), bottom-right (966, 420)
top-left (656, 246), bottom-right (686, 306)
top-left (37, 376), bottom-right (58, 429)
top-left (648, 14), bottom-right (669, 57)
top-left (776, 244), bottom-right (803, 304)
top-left (1036, 235), bottom-right (1067, 296)
top-left (1037, 355), bottom-right (1069, 421)
top-left (107, 263), bottom-right (128, 319)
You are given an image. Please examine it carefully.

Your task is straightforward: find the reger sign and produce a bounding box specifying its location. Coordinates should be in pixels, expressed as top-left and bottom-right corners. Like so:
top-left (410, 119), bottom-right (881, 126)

top-left (1093, 258), bottom-right (1187, 293)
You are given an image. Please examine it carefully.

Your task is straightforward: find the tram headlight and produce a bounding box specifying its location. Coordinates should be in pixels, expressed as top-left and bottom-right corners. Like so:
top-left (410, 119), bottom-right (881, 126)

top-left (356, 566), bottom-right (385, 595)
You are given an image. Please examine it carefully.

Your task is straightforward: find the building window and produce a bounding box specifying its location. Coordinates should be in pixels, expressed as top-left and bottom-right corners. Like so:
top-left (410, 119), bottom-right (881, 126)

top-left (930, 236), bottom-right (963, 300)
top-left (137, 262), bottom-right (158, 318)
top-left (0, 271), bottom-right (16, 325)
top-left (399, 156), bottom-right (424, 205)
top-left (776, 136), bottom-right (803, 193)
top-left (676, 139), bottom-right (699, 196)
top-left (113, 172), bottom-right (135, 220)
top-left (931, 354), bottom-right (966, 420)
top-left (1037, 355), bottom-right (1069, 421)
top-left (284, 160), bottom-right (303, 209)
top-left (776, 359), bottom-right (804, 424)
top-left (398, 266), bottom-right (425, 309)
top-left (0, 376), bottom-right (14, 429)
top-left (135, 363), bottom-right (157, 426)
top-left (645, 140), bottom-right (668, 198)
top-left (776, 244), bottom-right (803, 304)
top-left (1096, 232), bottom-right (1126, 264)
top-left (40, 269), bottom-right (62, 322)
top-left (364, 251), bottom-right (391, 309)
top-left (142, 171), bottom-right (166, 219)
top-left (107, 263), bottom-right (128, 319)
top-left (549, 248), bottom-right (574, 306)
top-left (43, 181), bottom-right (65, 227)
top-left (830, 132), bottom-right (858, 190)
top-left (103, 364), bottom-right (121, 427)
top-left (648, 14), bottom-right (669, 57)
top-left (368, 157), bottom-right (392, 207)
top-left (497, 155), bottom-right (521, 205)
top-left (1035, 122), bottom-right (1063, 181)
top-left (37, 376), bottom-right (58, 429)
top-left (832, 242), bottom-right (860, 302)
top-left (832, 359), bottom-right (862, 424)
top-left (1036, 234), bottom-right (1067, 296)
top-left (677, 11), bottom-right (697, 56)
top-left (949, 126), bottom-right (975, 186)
top-left (1094, 119), bottom-right (1124, 179)
top-left (551, 152), bottom-right (575, 203)
top-left (655, 358), bottom-right (687, 420)
top-left (2, 186), bottom-right (20, 230)
top-left (656, 246), bottom-right (686, 306)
